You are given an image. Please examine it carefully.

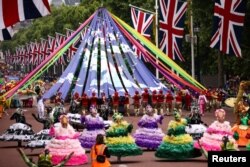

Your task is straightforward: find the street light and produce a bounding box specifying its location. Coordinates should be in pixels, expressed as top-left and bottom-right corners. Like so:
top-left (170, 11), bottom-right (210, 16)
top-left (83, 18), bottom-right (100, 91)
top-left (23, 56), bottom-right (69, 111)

top-left (194, 24), bottom-right (200, 82)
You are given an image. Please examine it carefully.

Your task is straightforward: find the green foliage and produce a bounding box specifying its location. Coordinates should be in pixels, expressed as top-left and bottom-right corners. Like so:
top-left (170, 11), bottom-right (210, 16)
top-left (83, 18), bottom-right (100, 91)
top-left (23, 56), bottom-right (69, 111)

top-left (1, 0), bottom-right (250, 79)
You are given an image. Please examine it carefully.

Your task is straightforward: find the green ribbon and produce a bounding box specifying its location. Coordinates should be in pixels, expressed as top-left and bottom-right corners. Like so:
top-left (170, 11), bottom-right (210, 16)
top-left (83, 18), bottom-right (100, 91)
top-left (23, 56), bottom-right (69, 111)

top-left (111, 13), bottom-right (206, 90)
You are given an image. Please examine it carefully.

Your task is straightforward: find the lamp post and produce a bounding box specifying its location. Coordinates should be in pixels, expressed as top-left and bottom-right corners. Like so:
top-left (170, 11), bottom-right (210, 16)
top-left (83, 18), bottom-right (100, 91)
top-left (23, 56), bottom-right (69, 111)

top-left (194, 25), bottom-right (200, 82)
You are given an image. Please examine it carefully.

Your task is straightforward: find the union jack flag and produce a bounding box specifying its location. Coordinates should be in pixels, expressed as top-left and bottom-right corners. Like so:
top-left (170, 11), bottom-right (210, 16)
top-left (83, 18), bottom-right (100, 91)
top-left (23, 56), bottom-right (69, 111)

top-left (66, 28), bottom-right (81, 62)
top-left (159, 0), bottom-right (187, 61)
top-left (131, 7), bottom-right (154, 62)
top-left (210, 0), bottom-right (247, 57)
top-left (0, 26), bottom-right (13, 41)
top-left (55, 32), bottom-right (67, 65)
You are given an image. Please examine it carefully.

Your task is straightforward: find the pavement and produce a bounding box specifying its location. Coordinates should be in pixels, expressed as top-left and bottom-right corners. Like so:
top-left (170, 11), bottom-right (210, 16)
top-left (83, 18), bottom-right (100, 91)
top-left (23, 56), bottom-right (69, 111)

top-left (0, 105), bottom-right (239, 167)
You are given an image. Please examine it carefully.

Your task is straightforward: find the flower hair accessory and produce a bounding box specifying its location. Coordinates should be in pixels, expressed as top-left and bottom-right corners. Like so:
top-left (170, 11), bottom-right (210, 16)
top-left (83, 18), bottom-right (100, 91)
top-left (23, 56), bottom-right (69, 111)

top-left (112, 113), bottom-right (123, 122)
top-left (173, 109), bottom-right (181, 119)
top-left (215, 109), bottom-right (226, 118)
top-left (59, 114), bottom-right (69, 122)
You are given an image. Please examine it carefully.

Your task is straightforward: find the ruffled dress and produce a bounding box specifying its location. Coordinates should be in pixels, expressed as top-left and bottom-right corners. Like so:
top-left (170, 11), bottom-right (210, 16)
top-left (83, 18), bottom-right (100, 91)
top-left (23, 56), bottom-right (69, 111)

top-left (26, 115), bottom-right (52, 148)
top-left (194, 120), bottom-right (238, 151)
top-left (155, 118), bottom-right (201, 159)
top-left (133, 114), bottom-right (164, 149)
top-left (185, 113), bottom-right (207, 140)
top-left (106, 121), bottom-right (143, 157)
top-left (231, 113), bottom-right (250, 146)
top-left (0, 123), bottom-right (34, 142)
top-left (79, 114), bottom-right (105, 149)
top-left (45, 124), bottom-right (88, 165)
top-left (26, 129), bottom-right (52, 148)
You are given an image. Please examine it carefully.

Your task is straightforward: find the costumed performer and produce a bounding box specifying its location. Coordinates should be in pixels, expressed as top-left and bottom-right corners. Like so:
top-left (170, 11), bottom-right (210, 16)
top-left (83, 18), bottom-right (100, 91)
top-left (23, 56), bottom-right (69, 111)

top-left (232, 100), bottom-right (250, 146)
top-left (79, 105), bottom-right (105, 149)
top-left (155, 110), bottom-right (202, 159)
top-left (45, 115), bottom-right (88, 165)
top-left (106, 113), bottom-right (143, 161)
top-left (134, 105), bottom-right (164, 150)
top-left (0, 108), bottom-right (34, 146)
top-left (194, 109), bottom-right (238, 151)
top-left (185, 106), bottom-right (207, 140)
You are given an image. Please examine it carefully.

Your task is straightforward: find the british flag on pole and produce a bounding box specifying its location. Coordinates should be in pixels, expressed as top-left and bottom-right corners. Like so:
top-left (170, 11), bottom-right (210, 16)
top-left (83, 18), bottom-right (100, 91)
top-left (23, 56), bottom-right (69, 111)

top-left (159, 0), bottom-right (187, 61)
top-left (131, 7), bottom-right (154, 62)
top-left (210, 0), bottom-right (247, 57)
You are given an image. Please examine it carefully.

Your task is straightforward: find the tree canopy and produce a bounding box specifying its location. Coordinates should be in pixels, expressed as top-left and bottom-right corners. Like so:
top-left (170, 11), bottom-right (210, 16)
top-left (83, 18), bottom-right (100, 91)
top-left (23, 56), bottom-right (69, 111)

top-left (0, 0), bottom-right (250, 80)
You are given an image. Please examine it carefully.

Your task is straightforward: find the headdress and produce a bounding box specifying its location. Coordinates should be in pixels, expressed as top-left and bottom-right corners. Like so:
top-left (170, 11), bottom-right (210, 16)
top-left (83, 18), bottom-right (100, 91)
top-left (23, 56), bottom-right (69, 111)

top-left (112, 113), bottom-right (123, 122)
top-left (90, 105), bottom-right (97, 114)
top-left (173, 109), bottom-right (181, 119)
top-left (215, 109), bottom-right (226, 118)
top-left (59, 114), bottom-right (69, 122)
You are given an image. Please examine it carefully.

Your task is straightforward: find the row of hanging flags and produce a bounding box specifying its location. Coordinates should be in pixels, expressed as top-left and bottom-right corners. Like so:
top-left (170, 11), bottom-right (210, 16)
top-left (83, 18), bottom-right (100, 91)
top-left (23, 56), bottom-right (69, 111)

top-left (4, 29), bottom-right (83, 66)
top-left (131, 0), bottom-right (247, 59)
top-left (1, 0), bottom-right (247, 65)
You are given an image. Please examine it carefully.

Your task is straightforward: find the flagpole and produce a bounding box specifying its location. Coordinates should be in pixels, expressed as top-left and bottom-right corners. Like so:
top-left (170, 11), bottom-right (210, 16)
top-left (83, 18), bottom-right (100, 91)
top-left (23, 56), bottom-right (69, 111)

top-left (155, 0), bottom-right (159, 79)
top-left (190, 0), bottom-right (195, 79)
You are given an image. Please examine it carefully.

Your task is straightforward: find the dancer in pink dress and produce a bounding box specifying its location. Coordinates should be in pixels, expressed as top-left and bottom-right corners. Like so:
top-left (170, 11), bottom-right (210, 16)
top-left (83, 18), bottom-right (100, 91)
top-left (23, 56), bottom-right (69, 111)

top-left (194, 109), bottom-right (238, 151)
top-left (46, 115), bottom-right (88, 165)
top-left (198, 91), bottom-right (208, 115)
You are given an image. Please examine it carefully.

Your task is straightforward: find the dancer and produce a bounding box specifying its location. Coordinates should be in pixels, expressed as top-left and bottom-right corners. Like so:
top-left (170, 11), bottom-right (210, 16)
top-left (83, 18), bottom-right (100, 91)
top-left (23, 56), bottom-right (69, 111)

top-left (134, 105), bottom-right (164, 150)
top-left (133, 91), bottom-right (141, 116)
top-left (185, 106), bottom-right (207, 140)
top-left (0, 95), bottom-right (6, 119)
top-left (106, 113), bottom-right (142, 161)
top-left (141, 88), bottom-right (149, 114)
top-left (26, 113), bottom-right (52, 148)
top-left (50, 102), bottom-right (65, 123)
top-left (151, 90), bottom-right (158, 113)
top-left (165, 90), bottom-right (174, 116)
top-left (99, 92), bottom-right (109, 120)
top-left (46, 115), bottom-right (88, 165)
top-left (185, 93), bottom-right (192, 111)
top-left (155, 110), bottom-right (201, 159)
top-left (124, 92), bottom-right (130, 116)
top-left (18, 148), bottom-right (73, 167)
top-left (0, 108), bottom-right (34, 146)
top-left (194, 109), bottom-right (238, 151)
top-left (157, 90), bottom-right (164, 115)
top-left (175, 91), bottom-right (183, 113)
top-left (70, 92), bottom-right (81, 114)
top-left (232, 100), bottom-right (250, 146)
top-left (81, 92), bottom-right (89, 114)
top-left (37, 95), bottom-right (45, 119)
top-left (90, 92), bottom-right (98, 107)
top-left (198, 91), bottom-right (208, 116)
top-left (79, 106), bottom-right (105, 149)
top-left (112, 91), bottom-right (119, 114)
